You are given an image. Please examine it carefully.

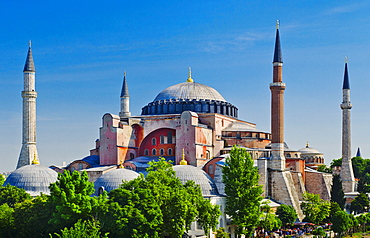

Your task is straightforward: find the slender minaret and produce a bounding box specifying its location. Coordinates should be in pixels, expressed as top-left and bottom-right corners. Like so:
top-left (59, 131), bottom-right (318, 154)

top-left (17, 42), bottom-right (39, 169)
top-left (269, 20), bottom-right (286, 170)
top-left (119, 71), bottom-right (131, 118)
top-left (340, 58), bottom-right (355, 193)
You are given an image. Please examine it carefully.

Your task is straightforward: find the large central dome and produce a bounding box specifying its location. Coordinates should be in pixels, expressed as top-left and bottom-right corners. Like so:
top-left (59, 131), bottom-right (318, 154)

top-left (141, 73), bottom-right (238, 118)
top-left (154, 82), bottom-right (226, 102)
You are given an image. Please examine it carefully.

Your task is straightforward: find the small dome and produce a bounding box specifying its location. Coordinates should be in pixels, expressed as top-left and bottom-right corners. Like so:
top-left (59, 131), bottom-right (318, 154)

top-left (298, 143), bottom-right (321, 154)
top-left (154, 82), bottom-right (226, 102)
top-left (173, 165), bottom-right (218, 196)
top-left (4, 165), bottom-right (58, 196)
top-left (94, 168), bottom-right (140, 194)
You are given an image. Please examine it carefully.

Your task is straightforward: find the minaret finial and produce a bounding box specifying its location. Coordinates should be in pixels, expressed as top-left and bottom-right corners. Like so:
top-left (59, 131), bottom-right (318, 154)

top-left (124, 70), bottom-right (126, 77)
top-left (187, 67), bottom-right (193, 82)
top-left (180, 148), bottom-right (188, 165)
top-left (276, 20), bottom-right (280, 29)
top-left (345, 56), bottom-right (348, 64)
top-left (29, 40), bottom-right (32, 48)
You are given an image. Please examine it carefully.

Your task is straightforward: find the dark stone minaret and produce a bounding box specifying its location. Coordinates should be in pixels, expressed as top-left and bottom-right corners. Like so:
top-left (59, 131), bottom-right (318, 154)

top-left (269, 20), bottom-right (286, 170)
top-left (119, 71), bottom-right (131, 118)
top-left (340, 60), bottom-right (355, 193)
top-left (17, 42), bottom-right (39, 168)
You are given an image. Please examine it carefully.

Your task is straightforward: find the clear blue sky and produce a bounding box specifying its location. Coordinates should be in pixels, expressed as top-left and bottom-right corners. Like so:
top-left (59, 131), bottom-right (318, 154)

top-left (1, 1), bottom-right (370, 172)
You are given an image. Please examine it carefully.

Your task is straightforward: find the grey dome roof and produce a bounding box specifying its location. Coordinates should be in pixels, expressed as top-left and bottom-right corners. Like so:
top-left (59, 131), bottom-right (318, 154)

top-left (173, 165), bottom-right (219, 196)
top-left (94, 168), bottom-right (140, 194)
top-left (154, 82), bottom-right (226, 102)
top-left (4, 165), bottom-right (58, 196)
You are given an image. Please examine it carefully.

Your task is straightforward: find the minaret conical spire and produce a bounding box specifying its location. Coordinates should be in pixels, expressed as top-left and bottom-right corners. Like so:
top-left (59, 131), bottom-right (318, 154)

top-left (119, 70), bottom-right (131, 118)
top-left (356, 147), bottom-right (361, 157)
top-left (273, 20), bottom-right (283, 63)
top-left (24, 41), bottom-right (35, 72)
top-left (343, 58), bottom-right (350, 89)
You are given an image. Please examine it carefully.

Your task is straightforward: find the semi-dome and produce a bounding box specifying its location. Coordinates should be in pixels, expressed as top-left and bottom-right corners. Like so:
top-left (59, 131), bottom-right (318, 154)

top-left (94, 168), bottom-right (140, 195)
top-left (4, 165), bottom-right (58, 196)
top-left (173, 165), bottom-right (219, 196)
top-left (154, 82), bottom-right (226, 102)
top-left (142, 79), bottom-right (238, 118)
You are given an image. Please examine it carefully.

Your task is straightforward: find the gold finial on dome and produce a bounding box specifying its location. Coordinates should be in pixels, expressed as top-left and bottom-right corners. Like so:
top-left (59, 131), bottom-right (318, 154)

top-left (306, 141), bottom-right (309, 148)
top-left (180, 148), bottom-right (188, 165)
top-left (187, 67), bottom-right (194, 83)
top-left (31, 153), bottom-right (39, 165)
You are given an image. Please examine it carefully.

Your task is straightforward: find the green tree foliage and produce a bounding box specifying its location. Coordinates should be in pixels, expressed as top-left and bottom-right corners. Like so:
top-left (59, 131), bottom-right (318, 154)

top-left (222, 146), bottom-right (263, 237)
top-left (99, 159), bottom-right (220, 237)
top-left (275, 204), bottom-right (297, 226)
top-left (258, 204), bottom-right (281, 232)
top-left (350, 193), bottom-right (369, 214)
top-left (301, 192), bottom-right (330, 224)
top-left (0, 184), bottom-right (31, 207)
top-left (215, 227), bottom-right (230, 238)
top-left (312, 226), bottom-right (326, 238)
top-left (0, 174), bottom-right (5, 186)
top-left (12, 194), bottom-right (54, 238)
top-left (317, 164), bottom-right (332, 173)
top-left (49, 171), bottom-right (99, 231)
top-left (330, 158), bottom-right (342, 168)
top-left (330, 174), bottom-right (345, 209)
top-left (51, 219), bottom-right (108, 238)
top-left (332, 210), bottom-right (351, 237)
top-left (0, 203), bottom-right (14, 238)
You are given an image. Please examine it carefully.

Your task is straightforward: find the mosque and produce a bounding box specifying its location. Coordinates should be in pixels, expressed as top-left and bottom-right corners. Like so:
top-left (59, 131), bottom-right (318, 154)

top-left (4, 23), bottom-right (357, 237)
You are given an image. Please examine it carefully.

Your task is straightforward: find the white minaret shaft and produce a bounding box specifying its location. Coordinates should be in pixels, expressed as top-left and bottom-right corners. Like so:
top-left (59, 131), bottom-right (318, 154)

top-left (17, 43), bottom-right (39, 168)
top-left (340, 61), bottom-right (355, 193)
top-left (119, 71), bottom-right (131, 118)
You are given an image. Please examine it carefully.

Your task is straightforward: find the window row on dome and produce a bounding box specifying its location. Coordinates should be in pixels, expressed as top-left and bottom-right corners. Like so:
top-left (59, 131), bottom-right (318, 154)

top-left (141, 100), bottom-right (238, 117)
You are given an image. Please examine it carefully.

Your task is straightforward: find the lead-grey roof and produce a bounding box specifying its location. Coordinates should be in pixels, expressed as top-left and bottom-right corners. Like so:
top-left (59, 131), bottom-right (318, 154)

top-left (4, 165), bottom-right (57, 196)
top-left (94, 168), bottom-right (140, 195)
top-left (154, 82), bottom-right (226, 102)
top-left (222, 121), bottom-right (262, 132)
top-left (173, 165), bottom-right (219, 196)
top-left (24, 47), bottom-right (35, 72)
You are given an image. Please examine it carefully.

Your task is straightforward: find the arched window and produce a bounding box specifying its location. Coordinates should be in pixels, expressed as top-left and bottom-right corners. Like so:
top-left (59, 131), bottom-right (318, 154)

top-left (130, 153), bottom-right (135, 160)
top-left (160, 135), bottom-right (165, 144)
top-left (160, 148), bottom-right (164, 155)
top-left (78, 163), bottom-right (83, 170)
top-left (152, 149), bottom-right (156, 155)
top-left (152, 138), bottom-right (156, 145)
top-left (168, 148), bottom-right (172, 155)
top-left (144, 149), bottom-right (149, 156)
top-left (286, 153), bottom-right (291, 158)
top-left (206, 150), bottom-right (210, 160)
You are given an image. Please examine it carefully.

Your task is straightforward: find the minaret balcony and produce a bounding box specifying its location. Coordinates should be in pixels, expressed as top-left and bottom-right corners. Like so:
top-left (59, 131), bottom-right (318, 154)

top-left (21, 91), bottom-right (37, 98)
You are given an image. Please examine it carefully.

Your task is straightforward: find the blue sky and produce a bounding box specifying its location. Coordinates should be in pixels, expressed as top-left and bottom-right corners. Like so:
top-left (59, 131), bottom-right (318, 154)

top-left (1, 1), bottom-right (370, 172)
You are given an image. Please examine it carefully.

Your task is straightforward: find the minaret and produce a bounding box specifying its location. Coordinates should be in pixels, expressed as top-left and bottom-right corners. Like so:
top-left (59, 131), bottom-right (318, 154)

top-left (119, 71), bottom-right (131, 118)
top-left (17, 42), bottom-right (39, 169)
top-left (269, 20), bottom-right (286, 170)
top-left (340, 59), bottom-right (355, 193)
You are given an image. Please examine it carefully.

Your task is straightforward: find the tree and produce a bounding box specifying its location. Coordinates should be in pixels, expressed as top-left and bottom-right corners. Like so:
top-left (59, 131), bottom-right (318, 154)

top-left (0, 203), bottom-right (15, 237)
top-left (0, 184), bottom-right (31, 207)
top-left (51, 219), bottom-right (108, 238)
top-left (332, 210), bottom-right (351, 237)
top-left (0, 174), bottom-right (5, 186)
top-left (276, 204), bottom-right (297, 226)
top-left (350, 193), bottom-right (369, 214)
top-left (312, 226), bottom-right (326, 238)
top-left (12, 194), bottom-right (54, 238)
top-left (258, 204), bottom-right (281, 232)
top-left (317, 164), bottom-right (332, 173)
top-left (330, 158), bottom-right (342, 168)
top-left (215, 227), bottom-right (230, 238)
top-left (330, 174), bottom-right (345, 209)
top-left (222, 146), bottom-right (263, 237)
top-left (99, 159), bottom-right (220, 237)
top-left (48, 170), bottom-right (100, 231)
top-left (300, 192), bottom-right (330, 224)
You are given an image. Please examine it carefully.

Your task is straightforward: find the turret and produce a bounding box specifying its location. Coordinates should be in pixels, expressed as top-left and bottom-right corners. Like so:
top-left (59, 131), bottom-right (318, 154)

top-left (119, 71), bottom-right (131, 118)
